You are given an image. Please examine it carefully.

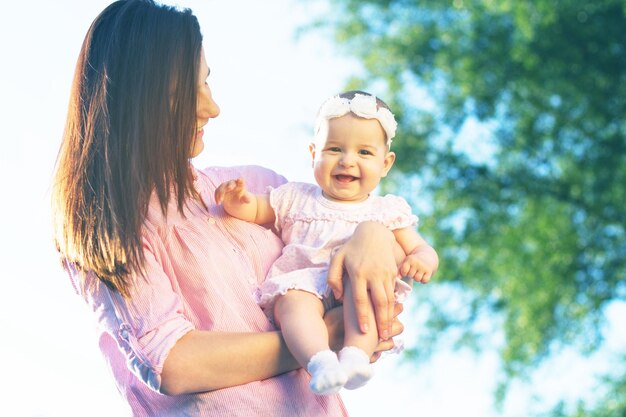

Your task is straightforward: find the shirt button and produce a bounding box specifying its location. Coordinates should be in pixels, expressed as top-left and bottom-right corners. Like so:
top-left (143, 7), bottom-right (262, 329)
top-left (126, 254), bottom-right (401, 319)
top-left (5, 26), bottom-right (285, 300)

top-left (208, 217), bottom-right (216, 225)
top-left (121, 329), bottom-right (129, 339)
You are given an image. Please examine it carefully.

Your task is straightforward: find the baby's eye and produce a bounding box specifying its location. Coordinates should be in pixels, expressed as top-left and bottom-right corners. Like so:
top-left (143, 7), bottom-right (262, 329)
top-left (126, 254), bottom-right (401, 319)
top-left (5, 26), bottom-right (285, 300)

top-left (358, 149), bottom-right (373, 155)
top-left (327, 147), bottom-right (341, 152)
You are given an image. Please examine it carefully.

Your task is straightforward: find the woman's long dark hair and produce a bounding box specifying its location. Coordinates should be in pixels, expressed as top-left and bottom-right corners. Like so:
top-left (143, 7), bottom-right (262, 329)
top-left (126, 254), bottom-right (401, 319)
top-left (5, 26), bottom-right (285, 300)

top-left (52, 0), bottom-right (203, 296)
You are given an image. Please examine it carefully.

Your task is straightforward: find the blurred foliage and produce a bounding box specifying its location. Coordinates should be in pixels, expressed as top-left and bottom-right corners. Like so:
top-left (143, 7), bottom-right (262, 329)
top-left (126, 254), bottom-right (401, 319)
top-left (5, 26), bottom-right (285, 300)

top-left (303, 0), bottom-right (626, 410)
top-left (546, 357), bottom-right (626, 417)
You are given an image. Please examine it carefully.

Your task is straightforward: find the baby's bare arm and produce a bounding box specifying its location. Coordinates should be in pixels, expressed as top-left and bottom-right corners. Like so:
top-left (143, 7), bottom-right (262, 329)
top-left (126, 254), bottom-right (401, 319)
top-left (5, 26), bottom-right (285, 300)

top-left (214, 178), bottom-right (275, 224)
top-left (393, 226), bottom-right (439, 283)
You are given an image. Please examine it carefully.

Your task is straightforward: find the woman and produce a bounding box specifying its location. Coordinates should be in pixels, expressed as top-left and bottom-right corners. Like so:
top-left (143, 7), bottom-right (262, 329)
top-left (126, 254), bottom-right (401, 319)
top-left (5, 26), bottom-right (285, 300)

top-left (52, 1), bottom-right (405, 415)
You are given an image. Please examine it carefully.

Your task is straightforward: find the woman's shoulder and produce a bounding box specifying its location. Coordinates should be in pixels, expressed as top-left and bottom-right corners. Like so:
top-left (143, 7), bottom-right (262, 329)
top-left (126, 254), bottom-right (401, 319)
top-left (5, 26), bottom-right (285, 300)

top-left (197, 165), bottom-right (288, 193)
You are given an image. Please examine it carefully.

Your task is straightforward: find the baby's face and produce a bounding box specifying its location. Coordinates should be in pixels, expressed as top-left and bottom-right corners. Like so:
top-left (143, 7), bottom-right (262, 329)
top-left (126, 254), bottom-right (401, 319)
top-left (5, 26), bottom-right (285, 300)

top-left (310, 114), bottom-right (395, 203)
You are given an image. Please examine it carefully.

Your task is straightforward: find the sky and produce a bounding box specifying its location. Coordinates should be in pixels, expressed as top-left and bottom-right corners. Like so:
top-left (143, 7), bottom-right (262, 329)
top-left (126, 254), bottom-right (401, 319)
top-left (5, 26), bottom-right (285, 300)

top-left (0, 1), bottom-right (623, 416)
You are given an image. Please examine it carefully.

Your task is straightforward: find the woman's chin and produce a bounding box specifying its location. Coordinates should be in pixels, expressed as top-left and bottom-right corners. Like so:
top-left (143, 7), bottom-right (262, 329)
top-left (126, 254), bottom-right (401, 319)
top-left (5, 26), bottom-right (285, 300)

top-left (190, 136), bottom-right (204, 158)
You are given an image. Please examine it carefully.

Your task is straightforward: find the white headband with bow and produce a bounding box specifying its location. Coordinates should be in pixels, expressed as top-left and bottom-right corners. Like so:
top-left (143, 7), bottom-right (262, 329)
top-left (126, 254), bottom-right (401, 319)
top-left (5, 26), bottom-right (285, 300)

top-left (314, 93), bottom-right (398, 147)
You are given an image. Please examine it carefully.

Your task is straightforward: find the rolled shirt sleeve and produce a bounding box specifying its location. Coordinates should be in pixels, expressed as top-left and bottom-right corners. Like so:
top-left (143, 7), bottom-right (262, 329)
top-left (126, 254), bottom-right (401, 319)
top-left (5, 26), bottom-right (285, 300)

top-left (71, 239), bottom-right (195, 393)
top-left (112, 249), bottom-right (195, 392)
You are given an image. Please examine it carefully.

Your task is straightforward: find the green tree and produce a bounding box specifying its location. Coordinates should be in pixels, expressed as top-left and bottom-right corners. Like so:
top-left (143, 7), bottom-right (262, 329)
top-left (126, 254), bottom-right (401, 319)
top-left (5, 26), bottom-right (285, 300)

top-left (547, 358), bottom-right (626, 417)
top-left (304, 0), bottom-right (626, 412)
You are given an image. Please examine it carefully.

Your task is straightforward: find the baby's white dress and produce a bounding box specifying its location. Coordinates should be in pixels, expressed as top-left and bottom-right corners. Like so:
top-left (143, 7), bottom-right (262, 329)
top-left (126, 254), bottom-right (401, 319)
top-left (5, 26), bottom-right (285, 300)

top-left (256, 182), bottom-right (417, 313)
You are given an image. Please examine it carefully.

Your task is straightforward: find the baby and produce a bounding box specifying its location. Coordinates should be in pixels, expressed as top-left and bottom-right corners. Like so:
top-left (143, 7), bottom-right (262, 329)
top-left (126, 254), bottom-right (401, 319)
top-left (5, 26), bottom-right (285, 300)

top-left (215, 90), bottom-right (439, 394)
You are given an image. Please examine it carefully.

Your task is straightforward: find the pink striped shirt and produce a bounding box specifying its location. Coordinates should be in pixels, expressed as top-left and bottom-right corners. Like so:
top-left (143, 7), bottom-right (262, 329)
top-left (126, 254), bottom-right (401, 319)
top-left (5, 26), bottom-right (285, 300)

top-left (65, 165), bottom-right (348, 417)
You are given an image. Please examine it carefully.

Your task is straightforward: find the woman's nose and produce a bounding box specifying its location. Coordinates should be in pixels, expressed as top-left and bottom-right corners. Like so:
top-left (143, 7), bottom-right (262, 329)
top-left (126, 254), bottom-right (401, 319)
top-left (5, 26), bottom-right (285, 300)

top-left (207, 96), bottom-right (220, 118)
top-left (198, 94), bottom-right (220, 119)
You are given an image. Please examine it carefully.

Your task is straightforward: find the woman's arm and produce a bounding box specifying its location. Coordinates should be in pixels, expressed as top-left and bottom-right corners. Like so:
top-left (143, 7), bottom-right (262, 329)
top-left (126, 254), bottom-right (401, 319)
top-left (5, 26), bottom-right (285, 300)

top-left (160, 330), bottom-right (297, 395)
top-left (160, 303), bottom-right (406, 395)
top-left (161, 291), bottom-right (342, 395)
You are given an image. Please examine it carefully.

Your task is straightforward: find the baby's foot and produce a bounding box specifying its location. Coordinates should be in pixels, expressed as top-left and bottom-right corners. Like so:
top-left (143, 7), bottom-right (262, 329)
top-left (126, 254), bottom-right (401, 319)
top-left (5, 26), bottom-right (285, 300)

top-left (307, 350), bottom-right (347, 395)
top-left (339, 346), bottom-right (373, 390)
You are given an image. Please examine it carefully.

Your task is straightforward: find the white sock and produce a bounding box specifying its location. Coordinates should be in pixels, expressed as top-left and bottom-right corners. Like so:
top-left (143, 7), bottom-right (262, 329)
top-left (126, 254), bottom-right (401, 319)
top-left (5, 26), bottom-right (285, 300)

top-left (339, 346), bottom-right (373, 390)
top-left (307, 350), bottom-right (347, 395)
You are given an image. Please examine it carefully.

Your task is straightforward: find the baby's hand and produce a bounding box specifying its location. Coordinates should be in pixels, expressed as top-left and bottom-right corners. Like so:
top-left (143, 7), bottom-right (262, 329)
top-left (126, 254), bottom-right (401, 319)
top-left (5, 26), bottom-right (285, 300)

top-left (214, 178), bottom-right (250, 206)
top-left (399, 252), bottom-right (435, 284)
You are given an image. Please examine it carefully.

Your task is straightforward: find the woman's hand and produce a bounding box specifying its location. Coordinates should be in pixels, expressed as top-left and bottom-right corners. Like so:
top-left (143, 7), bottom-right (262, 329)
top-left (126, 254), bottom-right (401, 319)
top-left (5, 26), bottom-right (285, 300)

top-left (370, 303), bottom-right (404, 362)
top-left (324, 302), bottom-right (405, 363)
top-left (327, 221), bottom-right (404, 340)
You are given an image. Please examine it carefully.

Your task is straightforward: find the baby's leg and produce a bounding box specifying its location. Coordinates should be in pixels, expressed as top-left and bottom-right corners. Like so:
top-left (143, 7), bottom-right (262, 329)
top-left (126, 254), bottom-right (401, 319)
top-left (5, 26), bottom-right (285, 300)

top-left (274, 290), bottom-right (346, 395)
top-left (341, 280), bottom-right (379, 389)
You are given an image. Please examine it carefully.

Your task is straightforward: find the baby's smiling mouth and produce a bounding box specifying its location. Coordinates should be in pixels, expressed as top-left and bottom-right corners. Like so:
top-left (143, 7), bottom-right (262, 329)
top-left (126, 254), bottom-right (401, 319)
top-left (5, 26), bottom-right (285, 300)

top-left (334, 174), bottom-right (357, 183)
